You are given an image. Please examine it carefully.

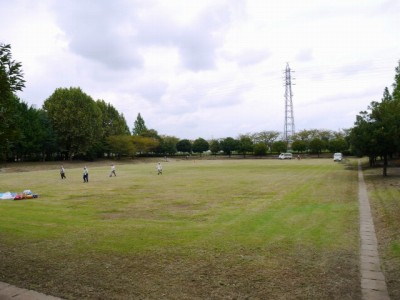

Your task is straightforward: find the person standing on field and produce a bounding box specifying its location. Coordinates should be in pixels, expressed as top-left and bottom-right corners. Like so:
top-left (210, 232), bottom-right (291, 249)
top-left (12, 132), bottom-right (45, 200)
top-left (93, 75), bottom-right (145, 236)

top-left (83, 166), bottom-right (89, 183)
top-left (109, 164), bottom-right (116, 177)
top-left (157, 162), bottom-right (163, 175)
top-left (60, 166), bottom-right (66, 179)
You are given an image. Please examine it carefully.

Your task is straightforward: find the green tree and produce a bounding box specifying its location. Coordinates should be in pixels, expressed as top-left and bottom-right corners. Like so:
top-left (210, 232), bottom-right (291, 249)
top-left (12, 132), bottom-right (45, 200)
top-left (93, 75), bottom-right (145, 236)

top-left (96, 100), bottom-right (130, 157)
top-left (132, 135), bottom-right (160, 155)
top-left (328, 137), bottom-right (347, 153)
top-left (309, 138), bottom-right (324, 157)
top-left (176, 139), bottom-right (192, 153)
top-left (253, 143), bottom-right (267, 156)
top-left (237, 135), bottom-right (253, 157)
top-left (368, 87), bottom-right (400, 176)
top-left (392, 60), bottom-right (400, 101)
top-left (252, 131), bottom-right (280, 151)
top-left (209, 139), bottom-right (221, 156)
top-left (349, 110), bottom-right (377, 164)
top-left (132, 113), bottom-right (147, 136)
top-left (0, 44), bottom-right (25, 92)
top-left (192, 138), bottom-right (209, 156)
top-left (271, 140), bottom-right (287, 154)
top-left (5, 102), bottom-right (57, 162)
top-left (43, 87), bottom-right (102, 159)
top-left (0, 44), bottom-right (25, 161)
top-left (107, 135), bottom-right (136, 158)
top-left (220, 137), bottom-right (238, 157)
top-left (291, 140), bottom-right (307, 153)
top-left (157, 135), bottom-right (178, 155)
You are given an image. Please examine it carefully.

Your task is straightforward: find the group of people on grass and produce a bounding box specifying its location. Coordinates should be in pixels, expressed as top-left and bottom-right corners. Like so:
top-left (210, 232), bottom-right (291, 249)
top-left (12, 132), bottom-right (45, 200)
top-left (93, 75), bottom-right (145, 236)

top-left (60, 162), bottom-right (163, 182)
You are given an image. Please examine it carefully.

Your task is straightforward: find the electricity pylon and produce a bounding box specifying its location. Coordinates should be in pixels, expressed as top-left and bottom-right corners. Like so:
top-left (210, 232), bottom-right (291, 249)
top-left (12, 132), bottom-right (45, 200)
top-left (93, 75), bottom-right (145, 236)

top-left (283, 63), bottom-right (295, 147)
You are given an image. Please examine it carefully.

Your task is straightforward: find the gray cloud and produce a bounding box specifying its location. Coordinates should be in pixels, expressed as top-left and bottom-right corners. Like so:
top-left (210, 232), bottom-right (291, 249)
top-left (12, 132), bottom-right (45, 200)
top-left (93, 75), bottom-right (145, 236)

top-left (133, 80), bottom-right (168, 103)
top-left (51, 0), bottom-right (233, 72)
top-left (51, 0), bottom-right (143, 70)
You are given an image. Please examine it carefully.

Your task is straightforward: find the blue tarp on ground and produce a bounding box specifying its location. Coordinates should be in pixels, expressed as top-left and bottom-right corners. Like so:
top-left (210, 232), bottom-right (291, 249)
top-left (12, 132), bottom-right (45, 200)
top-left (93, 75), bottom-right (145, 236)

top-left (0, 192), bottom-right (17, 200)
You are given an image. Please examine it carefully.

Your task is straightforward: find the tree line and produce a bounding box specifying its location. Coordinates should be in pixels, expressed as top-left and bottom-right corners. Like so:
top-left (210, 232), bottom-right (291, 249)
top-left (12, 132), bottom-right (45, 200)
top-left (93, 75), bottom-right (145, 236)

top-left (2, 43), bottom-right (400, 171)
top-left (349, 61), bottom-right (400, 176)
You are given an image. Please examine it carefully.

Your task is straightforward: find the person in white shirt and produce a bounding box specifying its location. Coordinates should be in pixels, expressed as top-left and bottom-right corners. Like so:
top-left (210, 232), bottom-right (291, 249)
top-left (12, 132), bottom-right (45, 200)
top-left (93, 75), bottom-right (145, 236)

top-left (109, 164), bottom-right (116, 177)
top-left (157, 162), bottom-right (163, 175)
top-left (60, 166), bottom-right (66, 179)
top-left (83, 166), bottom-right (89, 182)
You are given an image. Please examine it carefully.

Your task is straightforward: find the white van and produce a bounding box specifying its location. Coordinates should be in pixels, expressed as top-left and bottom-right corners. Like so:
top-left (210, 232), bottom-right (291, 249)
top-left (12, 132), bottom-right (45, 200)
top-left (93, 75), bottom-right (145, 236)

top-left (279, 153), bottom-right (293, 159)
top-left (333, 153), bottom-right (343, 161)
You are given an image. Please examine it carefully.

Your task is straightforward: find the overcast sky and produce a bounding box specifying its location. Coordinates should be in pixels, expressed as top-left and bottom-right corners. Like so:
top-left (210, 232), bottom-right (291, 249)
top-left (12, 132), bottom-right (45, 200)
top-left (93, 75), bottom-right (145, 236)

top-left (1, 0), bottom-right (399, 139)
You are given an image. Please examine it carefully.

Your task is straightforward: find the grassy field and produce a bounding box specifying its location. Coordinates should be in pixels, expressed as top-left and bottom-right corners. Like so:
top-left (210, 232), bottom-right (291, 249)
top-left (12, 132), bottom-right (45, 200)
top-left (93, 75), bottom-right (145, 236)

top-left (0, 158), bottom-right (361, 299)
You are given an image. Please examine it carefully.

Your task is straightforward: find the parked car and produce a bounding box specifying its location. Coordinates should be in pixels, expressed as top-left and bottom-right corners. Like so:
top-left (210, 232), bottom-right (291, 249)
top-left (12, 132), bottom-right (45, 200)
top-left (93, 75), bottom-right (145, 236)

top-left (333, 152), bottom-right (343, 161)
top-left (279, 153), bottom-right (293, 159)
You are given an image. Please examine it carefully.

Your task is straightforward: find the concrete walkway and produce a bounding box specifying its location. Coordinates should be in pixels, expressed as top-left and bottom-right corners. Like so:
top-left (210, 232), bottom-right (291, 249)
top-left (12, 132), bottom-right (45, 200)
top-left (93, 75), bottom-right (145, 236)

top-left (0, 282), bottom-right (62, 300)
top-left (358, 162), bottom-right (390, 299)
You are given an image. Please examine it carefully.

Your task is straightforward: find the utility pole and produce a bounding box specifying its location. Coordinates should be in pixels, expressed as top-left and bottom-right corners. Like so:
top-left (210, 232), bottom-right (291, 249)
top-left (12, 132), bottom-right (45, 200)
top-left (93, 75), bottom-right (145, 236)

top-left (283, 63), bottom-right (295, 148)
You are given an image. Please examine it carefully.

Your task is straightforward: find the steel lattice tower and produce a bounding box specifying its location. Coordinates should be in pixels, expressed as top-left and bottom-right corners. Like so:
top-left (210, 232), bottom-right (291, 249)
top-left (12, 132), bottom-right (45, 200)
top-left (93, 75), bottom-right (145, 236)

top-left (283, 63), bottom-right (295, 145)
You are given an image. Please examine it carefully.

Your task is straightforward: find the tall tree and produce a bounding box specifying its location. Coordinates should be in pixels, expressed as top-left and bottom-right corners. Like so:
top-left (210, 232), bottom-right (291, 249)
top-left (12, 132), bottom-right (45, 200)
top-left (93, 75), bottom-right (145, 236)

top-left (132, 113), bottom-right (147, 136)
top-left (0, 44), bottom-right (25, 92)
top-left (369, 87), bottom-right (400, 176)
top-left (0, 44), bottom-right (25, 160)
top-left (13, 104), bottom-right (57, 161)
top-left (43, 87), bottom-right (102, 159)
top-left (392, 60), bottom-right (400, 101)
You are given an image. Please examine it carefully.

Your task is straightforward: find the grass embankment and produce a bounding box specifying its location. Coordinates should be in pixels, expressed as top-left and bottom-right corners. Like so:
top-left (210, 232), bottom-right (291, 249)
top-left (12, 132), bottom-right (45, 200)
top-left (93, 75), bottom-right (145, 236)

top-left (0, 159), bottom-right (360, 299)
top-left (363, 165), bottom-right (400, 299)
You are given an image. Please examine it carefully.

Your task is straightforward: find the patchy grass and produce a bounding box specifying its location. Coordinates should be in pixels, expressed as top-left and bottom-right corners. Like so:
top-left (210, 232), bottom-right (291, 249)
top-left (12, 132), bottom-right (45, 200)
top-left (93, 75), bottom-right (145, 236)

top-left (363, 165), bottom-right (400, 299)
top-left (0, 158), bottom-right (360, 299)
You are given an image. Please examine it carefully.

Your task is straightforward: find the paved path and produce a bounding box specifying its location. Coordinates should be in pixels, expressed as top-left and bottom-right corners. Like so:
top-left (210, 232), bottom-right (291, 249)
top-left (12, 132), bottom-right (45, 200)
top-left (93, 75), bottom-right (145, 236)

top-left (0, 282), bottom-right (62, 300)
top-left (358, 162), bottom-right (390, 300)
